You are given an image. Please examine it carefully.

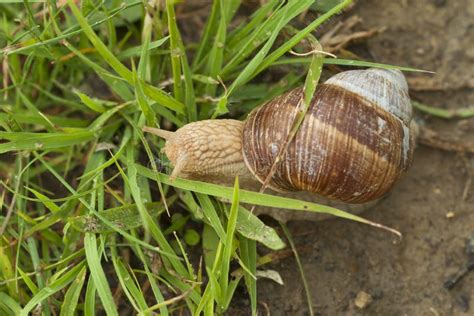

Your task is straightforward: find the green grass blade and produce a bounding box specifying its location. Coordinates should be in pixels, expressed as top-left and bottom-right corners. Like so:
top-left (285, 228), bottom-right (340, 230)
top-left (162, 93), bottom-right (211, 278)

top-left (74, 90), bottom-right (107, 113)
top-left (195, 193), bottom-right (226, 242)
top-left (0, 241), bottom-right (17, 300)
top-left (165, 0), bottom-right (197, 120)
top-left (191, 0), bottom-right (219, 70)
top-left (19, 262), bottom-right (86, 316)
top-left (84, 233), bottom-right (118, 316)
top-left (112, 257), bottom-right (149, 314)
top-left (26, 188), bottom-right (61, 213)
top-left (60, 266), bottom-right (87, 316)
top-left (250, 0), bottom-right (353, 79)
top-left (17, 90), bottom-right (56, 130)
top-left (219, 177), bottom-right (240, 309)
top-left (84, 275), bottom-right (97, 316)
top-left (272, 56), bottom-right (434, 73)
top-left (239, 237), bottom-right (257, 315)
top-left (166, 0), bottom-right (183, 103)
top-left (0, 292), bottom-right (21, 316)
top-left (135, 165), bottom-right (362, 223)
top-left (117, 37), bottom-right (169, 60)
top-left (203, 0), bottom-right (227, 97)
top-left (66, 0), bottom-right (185, 114)
top-left (412, 100), bottom-right (474, 119)
top-left (215, 2), bottom-right (291, 116)
top-left (0, 131), bottom-right (95, 154)
top-left (226, 0), bottom-right (278, 49)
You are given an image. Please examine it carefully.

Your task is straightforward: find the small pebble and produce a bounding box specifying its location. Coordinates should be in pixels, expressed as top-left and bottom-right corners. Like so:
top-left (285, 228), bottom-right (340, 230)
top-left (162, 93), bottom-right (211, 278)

top-left (445, 211), bottom-right (455, 219)
top-left (354, 291), bottom-right (373, 309)
top-left (416, 48), bottom-right (425, 55)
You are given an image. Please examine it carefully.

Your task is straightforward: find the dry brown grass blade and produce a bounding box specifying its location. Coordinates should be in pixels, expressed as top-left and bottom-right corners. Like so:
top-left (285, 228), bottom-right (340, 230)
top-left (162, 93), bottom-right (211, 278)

top-left (418, 125), bottom-right (474, 154)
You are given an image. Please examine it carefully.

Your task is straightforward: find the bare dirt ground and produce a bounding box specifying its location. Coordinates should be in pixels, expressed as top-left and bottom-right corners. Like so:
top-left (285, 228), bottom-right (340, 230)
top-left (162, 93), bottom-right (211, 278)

top-left (234, 1), bottom-right (474, 315)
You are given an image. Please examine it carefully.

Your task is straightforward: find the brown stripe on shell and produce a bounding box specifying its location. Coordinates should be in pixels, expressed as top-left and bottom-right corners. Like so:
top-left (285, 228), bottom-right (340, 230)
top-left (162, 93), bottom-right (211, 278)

top-left (242, 84), bottom-right (413, 203)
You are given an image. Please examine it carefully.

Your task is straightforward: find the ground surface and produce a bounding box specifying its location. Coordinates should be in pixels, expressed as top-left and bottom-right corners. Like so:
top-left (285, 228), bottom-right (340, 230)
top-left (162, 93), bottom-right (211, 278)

top-left (237, 1), bottom-right (474, 315)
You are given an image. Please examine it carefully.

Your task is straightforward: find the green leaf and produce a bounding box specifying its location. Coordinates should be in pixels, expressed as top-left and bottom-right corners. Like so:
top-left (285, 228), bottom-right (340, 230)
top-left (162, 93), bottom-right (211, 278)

top-left (68, 201), bottom-right (170, 233)
top-left (116, 36), bottom-right (169, 60)
top-left (74, 90), bottom-right (107, 113)
top-left (236, 206), bottom-right (285, 250)
top-left (0, 131), bottom-right (95, 154)
top-left (27, 187), bottom-right (61, 213)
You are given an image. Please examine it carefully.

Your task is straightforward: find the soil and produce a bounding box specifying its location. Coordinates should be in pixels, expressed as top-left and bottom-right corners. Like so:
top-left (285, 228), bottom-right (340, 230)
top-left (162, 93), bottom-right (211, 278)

top-left (232, 1), bottom-right (474, 315)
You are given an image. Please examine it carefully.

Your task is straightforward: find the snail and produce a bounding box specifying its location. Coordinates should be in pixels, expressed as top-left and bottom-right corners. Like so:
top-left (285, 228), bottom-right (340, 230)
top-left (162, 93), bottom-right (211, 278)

top-left (144, 68), bottom-right (418, 221)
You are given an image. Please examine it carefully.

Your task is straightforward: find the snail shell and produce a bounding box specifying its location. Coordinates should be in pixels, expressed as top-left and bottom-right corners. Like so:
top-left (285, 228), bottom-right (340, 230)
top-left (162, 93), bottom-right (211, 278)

top-left (242, 68), bottom-right (414, 203)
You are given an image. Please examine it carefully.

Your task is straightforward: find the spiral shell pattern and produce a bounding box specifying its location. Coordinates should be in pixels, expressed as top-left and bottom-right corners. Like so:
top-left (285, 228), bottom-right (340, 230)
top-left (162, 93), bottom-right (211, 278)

top-left (242, 68), bottom-right (414, 203)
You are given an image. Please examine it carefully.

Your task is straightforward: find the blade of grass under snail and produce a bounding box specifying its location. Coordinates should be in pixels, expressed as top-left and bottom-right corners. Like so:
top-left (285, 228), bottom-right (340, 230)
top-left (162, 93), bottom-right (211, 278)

top-left (134, 164), bottom-right (402, 238)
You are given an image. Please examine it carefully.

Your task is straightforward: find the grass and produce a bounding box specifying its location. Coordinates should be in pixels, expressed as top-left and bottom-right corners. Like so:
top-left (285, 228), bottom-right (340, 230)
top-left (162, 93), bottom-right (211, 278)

top-left (0, 0), bottom-right (422, 314)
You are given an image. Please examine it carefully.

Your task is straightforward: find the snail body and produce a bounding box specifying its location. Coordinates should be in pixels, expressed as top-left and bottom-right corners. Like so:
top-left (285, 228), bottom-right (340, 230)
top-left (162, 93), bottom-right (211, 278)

top-left (146, 68), bottom-right (415, 209)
